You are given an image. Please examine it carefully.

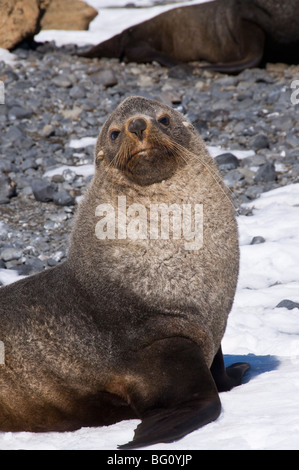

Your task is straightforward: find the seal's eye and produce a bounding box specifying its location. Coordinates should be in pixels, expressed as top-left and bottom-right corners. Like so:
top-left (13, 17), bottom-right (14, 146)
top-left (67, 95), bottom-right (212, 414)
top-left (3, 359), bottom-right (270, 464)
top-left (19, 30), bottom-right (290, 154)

top-left (110, 130), bottom-right (120, 141)
top-left (158, 115), bottom-right (170, 127)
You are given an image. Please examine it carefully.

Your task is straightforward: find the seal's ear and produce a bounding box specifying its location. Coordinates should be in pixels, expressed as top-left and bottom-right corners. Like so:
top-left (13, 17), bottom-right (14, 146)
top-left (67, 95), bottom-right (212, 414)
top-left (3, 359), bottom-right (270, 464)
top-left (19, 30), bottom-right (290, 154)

top-left (97, 150), bottom-right (104, 160)
top-left (95, 150), bottom-right (105, 166)
top-left (182, 120), bottom-right (197, 135)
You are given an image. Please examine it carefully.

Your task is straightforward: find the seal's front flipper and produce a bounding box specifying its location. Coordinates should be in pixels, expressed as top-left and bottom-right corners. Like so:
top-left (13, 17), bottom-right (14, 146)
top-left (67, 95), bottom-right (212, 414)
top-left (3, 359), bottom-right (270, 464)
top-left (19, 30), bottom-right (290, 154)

top-left (118, 394), bottom-right (221, 449)
top-left (118, 337), bottom-right (221, 449)
top-left (210, 346), bottom-right (250, 393)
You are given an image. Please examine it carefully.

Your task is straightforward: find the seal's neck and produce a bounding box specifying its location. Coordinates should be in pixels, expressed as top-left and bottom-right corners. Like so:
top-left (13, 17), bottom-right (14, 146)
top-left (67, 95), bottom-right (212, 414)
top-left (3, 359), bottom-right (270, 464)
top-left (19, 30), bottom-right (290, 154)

top-left (67, 163), bottom-right (203, 298)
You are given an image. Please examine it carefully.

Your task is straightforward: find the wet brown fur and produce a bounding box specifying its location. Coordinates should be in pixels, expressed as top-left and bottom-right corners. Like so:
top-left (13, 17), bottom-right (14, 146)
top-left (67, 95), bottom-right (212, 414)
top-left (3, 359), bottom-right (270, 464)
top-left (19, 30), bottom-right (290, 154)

top-left (80, 0), bottom-right (299, 72)
top-left (0, 97), bottom-right (249, 447)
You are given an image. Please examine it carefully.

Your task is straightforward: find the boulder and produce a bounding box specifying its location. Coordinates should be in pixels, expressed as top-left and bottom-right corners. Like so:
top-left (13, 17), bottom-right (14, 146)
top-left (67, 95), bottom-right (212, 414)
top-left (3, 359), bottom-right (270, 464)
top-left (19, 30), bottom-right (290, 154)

top-left (0, 0), bottom-right (98, 50)
top-left (40, 0), bottom-right (98, 31)
top-left (0, 0), bottom-right (51, 50)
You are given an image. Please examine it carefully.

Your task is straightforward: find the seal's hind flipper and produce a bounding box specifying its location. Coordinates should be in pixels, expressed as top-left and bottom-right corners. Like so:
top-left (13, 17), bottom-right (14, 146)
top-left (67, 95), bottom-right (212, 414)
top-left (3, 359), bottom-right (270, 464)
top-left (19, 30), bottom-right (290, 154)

top-left (117, 337), bottom-right (221, 449)
top-left (210, 346), bottom-right (250, 392)
top-left (118, 395), bottom-right (221, 449)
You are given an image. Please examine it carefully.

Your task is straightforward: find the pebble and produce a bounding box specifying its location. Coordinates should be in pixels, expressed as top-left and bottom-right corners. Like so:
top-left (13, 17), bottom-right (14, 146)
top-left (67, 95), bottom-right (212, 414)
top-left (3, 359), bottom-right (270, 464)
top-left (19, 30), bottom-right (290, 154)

top-left (31, 179), bottom-right (58, 202)
top-left (0, 247), bottom-right (23, 262)
top-left (250, 134), bottom-right (270, 150)
top-left (215, 153), bottom-right (239, 171)
top-left (276, 300), bottom-right (299, 310)
top-left (254, 163), bottom-right (277, 183)
top-left (52, 189), bottom-right (75, 206)
top-left (0, 39), bottom-right (298, 275)
top-left (250, 236), bottom-right (266, 245)
top-left (0, 176), bottom-right (17, 204)
top-left (89, 69), bottom-right (118, 87)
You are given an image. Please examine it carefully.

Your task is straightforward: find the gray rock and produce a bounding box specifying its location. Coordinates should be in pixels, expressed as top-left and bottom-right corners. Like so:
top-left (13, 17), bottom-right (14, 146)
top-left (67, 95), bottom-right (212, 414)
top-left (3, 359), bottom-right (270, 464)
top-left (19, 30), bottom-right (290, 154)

top-left (223, 169), bottom-right (244, 187)
top-left (0, 247), bottom-right (23, 262)
top-left (254, 163), bottom-right (276, 183)
top-left (276, 299), bottom-right (299, 310)
top-left (215, 153), bottom-right (239, 171)
top-left (5, 125), bottom-right (25, 141)
top-left (285, 133), bottom-right (299, 149)
top-left (70, 85), bottom-right (86, 99)
top-left (14, 264), bottom-right (35, 275)
top-left (47, 250), bottom-right (65, 266)
top-left (250, 236), bottom-right (266, 245)
top-left (250, 134), bottom-right (269, 150)
top-left (8, 106), bottom-right (33, 120)
top-left (31, 179), bottom-right (58, 202)
top-left (89, 69), bottom-right (118, 87)
top-left (52, 75), bottom-right (72, 88)
top-left (0, 175), bottom-right (17, 203)
top-left (291, 164), bottom-right (299, 178)
top-left (21, 157), bottom-right (38, 171)
top-left (242, 154), bottom-right (267, 167)
top-left (53, 189), bottom-right (75, 206)
top-left (24, 257), bottom-right (45, 274)
top-left (0, 159), bottom-right (12, 173)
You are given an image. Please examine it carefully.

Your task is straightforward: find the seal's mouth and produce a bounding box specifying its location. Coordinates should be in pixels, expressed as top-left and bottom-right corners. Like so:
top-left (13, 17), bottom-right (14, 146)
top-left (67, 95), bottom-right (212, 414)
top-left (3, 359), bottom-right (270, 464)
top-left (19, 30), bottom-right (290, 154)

top-left (109, 134), bottom-right (186, 186)
top-left (127, 148), bottom-right (152, 162)
top-left (124, 147), bottom-right (177, 186)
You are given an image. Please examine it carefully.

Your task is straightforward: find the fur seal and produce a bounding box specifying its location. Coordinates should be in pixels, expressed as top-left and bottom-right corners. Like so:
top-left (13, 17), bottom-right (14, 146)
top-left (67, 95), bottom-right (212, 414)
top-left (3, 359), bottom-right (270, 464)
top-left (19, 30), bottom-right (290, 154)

top-left (80, 0), bottom-right (299, 72)
top-left (0, 96), bottom-right (249, 449)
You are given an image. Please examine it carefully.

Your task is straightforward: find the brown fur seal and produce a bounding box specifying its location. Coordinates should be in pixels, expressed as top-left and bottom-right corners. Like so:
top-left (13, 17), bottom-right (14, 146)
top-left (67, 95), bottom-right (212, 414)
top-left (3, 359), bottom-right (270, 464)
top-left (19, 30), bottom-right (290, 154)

top-left (0, 96), bottom-right (249, 449)
top-left (80, 0), bottom-right (299, 72)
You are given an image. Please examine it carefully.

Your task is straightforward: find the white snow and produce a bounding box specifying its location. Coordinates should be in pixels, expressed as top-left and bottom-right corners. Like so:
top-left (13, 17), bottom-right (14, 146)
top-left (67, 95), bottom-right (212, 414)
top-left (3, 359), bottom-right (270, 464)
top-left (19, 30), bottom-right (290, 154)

top-left (69, 136), bottom-right (97, 149)
top-left (0, 48), bottom-right (16, 65)
top-left (35, 0), bottom-right (211, 47)
top-left (44, 164), bottom-right (94, 179)
top-left (207, 146), bottom-right (255, 160)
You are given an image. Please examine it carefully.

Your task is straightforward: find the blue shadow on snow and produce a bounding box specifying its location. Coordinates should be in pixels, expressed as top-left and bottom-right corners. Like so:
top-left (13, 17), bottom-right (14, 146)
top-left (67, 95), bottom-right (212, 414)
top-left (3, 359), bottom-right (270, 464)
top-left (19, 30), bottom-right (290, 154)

top-left (224, 353), bottom-right (280, 384)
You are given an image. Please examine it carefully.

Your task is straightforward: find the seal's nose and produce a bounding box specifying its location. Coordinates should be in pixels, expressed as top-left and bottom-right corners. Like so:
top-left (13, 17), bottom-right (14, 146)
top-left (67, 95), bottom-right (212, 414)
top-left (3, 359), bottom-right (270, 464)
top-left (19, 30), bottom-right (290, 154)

top-left (128, 118), bottom-right (147, 140)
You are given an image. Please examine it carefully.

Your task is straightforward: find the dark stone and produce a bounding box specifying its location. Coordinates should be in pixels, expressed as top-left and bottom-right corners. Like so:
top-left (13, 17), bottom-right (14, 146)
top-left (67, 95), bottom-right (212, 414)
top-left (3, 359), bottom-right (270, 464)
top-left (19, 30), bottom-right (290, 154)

top-left (0, 175), bottom-right (17, 203)
top-left (8, 106), bottom-right (33, 120)
top-left (215, 153), bottom-right (240, 171)
top-left (89, 69), bottom-right (118, 87)
top-left (31, 178), bottom-right (58, 202)
top-left (53, 189), bottom-right (75, 206)
top-left (251, 134), bottom-right (270, 150)
top-left (276, 299), bottom-right (299, 310)
top-left (250, 236), bottom-right (266, 244)
top-left (254, 163), bottom-right (276, 183)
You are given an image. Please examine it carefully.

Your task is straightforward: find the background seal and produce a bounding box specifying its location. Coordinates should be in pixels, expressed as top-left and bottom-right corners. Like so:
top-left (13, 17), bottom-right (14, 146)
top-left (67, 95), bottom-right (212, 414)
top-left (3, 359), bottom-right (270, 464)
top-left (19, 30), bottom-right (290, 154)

top-left (79, 0), bottom-right (299, 72)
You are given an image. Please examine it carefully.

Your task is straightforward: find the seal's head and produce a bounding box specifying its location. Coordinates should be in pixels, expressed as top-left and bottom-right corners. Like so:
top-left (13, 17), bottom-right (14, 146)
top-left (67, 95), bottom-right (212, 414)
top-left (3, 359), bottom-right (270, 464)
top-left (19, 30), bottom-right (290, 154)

top-left (95, 96), bottom-right (197, 186)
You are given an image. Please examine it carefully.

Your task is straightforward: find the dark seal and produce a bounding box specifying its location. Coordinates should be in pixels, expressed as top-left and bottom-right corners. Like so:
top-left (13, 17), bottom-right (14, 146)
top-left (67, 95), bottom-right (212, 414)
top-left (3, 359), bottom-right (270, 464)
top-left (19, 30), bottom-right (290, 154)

top-left (79, 0), bottom-right (299, 72)
top-left (0, 96), bottom-right (249, 449)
